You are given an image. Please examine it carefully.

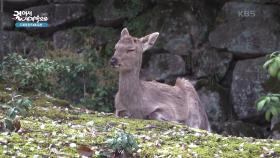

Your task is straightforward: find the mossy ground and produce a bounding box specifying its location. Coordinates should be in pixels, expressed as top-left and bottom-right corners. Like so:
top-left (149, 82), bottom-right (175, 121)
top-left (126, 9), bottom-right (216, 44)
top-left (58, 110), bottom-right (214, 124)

top-left (0, 88), bottom-right (280, 157)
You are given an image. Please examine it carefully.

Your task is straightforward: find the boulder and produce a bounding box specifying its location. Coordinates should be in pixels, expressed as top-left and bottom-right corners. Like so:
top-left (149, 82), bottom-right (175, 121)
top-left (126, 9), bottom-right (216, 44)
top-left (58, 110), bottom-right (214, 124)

top-left (3, 0), bottom-right (40, 3)
top-left (270, 116), bottom-right (280, 139)
top-left (93, 0), bottom-right (146, 27)
top-left (192, 45), bottom-right (233, 80)
top-left (236, 0), bottom-right (280, 5)
top-left (0, 13), bottom-right (14, 30)
top-left (24, 4), bottom-right (89, 32)
top-left (221, 2), bottom-right (280, 22)
top-left (125, 1), bottom-right (212, 55)
top-left (220, 121), bottom-right (266, 138)
top-left (209, 2), bottom-right (280, 58)
top-left (164, 34), bottom-right (193, 55)
top-left (0, 31), bottom-right (48, 58)
top-left (197, 87), bottom-right (226, 122)
top-left (140, 53), bottom-right (185, 81)
top-left (231, 57), bottom-right (269, 120)
top-left (204, 0), bottom-right (227, 5)
top-left (53, 26), bottom-right (118, 55)
top-left (46, 0), bottom-right (86, 3)
top-left (0, 31), bottom-right (32, 57)
top-left (3, 0), bottom-right (43, 12)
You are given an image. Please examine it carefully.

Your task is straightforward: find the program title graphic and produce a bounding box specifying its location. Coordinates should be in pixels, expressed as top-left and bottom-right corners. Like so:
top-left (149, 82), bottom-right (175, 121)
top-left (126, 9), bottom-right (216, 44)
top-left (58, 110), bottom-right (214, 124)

top-left (12, 11), bottom-right (49, 28)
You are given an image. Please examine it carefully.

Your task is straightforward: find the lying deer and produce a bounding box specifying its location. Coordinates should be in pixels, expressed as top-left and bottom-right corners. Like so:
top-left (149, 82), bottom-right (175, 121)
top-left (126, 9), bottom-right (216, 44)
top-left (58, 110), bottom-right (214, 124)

top-left (110, 28), bottom-right (210, 131)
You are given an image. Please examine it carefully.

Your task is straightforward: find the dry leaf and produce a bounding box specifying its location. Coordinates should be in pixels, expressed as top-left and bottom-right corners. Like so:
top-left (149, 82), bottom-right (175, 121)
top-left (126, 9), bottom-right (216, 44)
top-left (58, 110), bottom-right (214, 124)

top-left (13, 118), bottom-right (21, 132)
top-left (78, 144), bottom-right (93, 157)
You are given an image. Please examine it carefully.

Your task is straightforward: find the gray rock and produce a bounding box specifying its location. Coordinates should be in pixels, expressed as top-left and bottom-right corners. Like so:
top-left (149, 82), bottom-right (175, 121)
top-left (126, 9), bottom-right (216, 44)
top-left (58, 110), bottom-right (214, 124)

top-left (209, 2), bottom-right (280, 58)
top-left (3, 0), bottom-right (40, 4)
top-left (231, 57), bottom-right (269, 120)
top-left (3, 0), bottom-right (43, 12)
top-left (53, 29), bottom-right (84, 51)
top-left (192, 45), bottom-right (233, 80)
top-left (235, 0), bottom-right (280, 5)
top-left (24, 4), bottom-right (89, 31)
top-left (0, 31), bottom-right (47, 58)
top-left (153, 0), bottom-right (187, 4)
top-left (270, 131), bottom-right (280, 140)
top-left (126, 2), bottom-right (211, 55)
top-left (94, 0), bottom-right (125, 27)
top-left (222, 2), bottom-right (280, 22)
top-left (47, 0), bottom-right (87, 3)
top-left (164, 34), bottom-right (193, 55)
top-left (198, 87), bottom-right (225, 122)
top-left (220, 121), bottom-right (266, 138)
top-left (204, 0), bottom-right (227, 5)
top-left (53, 26), bottom-right (118, 54)
top-left (140, 53), bottom-right (185, 81)
top-left (0, 13), bottom-right (14, 30)
top-left (270, 116), bottom-right (280, 139)
top-left (0, 31), bottom-right (31, 57)
top-left (94, 0), bottom-right (146, 27)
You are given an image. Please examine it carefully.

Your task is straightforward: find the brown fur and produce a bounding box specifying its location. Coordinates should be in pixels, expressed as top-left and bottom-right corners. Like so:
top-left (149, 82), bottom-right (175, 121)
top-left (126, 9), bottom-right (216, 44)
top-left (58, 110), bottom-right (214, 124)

top-left (111, 28), bottom-right (210, 131)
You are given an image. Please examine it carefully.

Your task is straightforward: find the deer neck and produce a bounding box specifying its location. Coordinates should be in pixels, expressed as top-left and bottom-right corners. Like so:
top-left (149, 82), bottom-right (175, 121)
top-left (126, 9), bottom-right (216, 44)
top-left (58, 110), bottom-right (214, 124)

top-left (118, 68), bottom-right (144, 117)
top-left (119, 68), bottom-right (142, 97)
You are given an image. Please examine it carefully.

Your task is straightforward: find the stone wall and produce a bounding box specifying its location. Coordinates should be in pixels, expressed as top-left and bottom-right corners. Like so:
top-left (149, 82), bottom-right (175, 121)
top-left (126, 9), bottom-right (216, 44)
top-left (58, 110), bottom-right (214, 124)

top-left (1, 0), bottom-right (280, 138)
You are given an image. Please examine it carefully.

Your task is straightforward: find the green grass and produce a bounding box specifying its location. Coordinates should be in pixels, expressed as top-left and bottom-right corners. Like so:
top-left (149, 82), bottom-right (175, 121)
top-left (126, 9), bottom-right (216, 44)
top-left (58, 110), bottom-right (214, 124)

top-left (0, 89), bottom-right (280, 157)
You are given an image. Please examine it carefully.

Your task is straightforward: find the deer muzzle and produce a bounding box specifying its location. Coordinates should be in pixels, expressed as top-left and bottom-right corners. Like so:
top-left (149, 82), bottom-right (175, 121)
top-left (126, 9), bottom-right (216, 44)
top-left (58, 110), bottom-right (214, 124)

top-left (110, 57), bottom-right (118, 67)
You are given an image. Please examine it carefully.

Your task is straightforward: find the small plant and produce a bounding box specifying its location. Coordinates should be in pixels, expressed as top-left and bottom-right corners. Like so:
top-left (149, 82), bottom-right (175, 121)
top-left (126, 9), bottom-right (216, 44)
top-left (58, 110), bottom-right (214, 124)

top-left (256, 51), bottom-right (280, 121)
top-left (263, 51), bottom-right (280, 79)
top-left (256, 94), bottom-right (280, 121)
top-left (106, 130), bottom-right (139, 156)
top-left (1, 94), bottom-right (32, 131)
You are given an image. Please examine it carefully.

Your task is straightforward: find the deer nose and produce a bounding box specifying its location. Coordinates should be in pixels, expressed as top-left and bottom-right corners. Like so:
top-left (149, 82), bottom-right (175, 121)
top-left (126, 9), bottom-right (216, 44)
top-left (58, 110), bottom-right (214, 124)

top-left (110, 57), bottom-right (118, 66)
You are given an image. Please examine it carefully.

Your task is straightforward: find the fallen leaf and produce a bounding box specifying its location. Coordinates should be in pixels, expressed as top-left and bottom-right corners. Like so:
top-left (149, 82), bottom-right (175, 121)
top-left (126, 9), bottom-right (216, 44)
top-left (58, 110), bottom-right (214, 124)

top-left (13, 118), bottom-right (21, 132)
top-left (77, 144), bottom-right (94, 157)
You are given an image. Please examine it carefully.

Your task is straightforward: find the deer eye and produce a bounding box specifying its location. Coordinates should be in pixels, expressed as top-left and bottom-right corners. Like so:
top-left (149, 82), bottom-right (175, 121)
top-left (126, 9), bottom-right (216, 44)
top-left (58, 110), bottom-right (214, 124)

top-left (127, 49), bottom-right (135, 53)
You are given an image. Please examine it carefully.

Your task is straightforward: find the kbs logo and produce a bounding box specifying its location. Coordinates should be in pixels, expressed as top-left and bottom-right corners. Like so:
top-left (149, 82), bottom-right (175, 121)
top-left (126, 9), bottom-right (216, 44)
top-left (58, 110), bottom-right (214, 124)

top-left (238, 10), bottom-right (256, 17)
top-left (12, 10), bottom-right (49, 28)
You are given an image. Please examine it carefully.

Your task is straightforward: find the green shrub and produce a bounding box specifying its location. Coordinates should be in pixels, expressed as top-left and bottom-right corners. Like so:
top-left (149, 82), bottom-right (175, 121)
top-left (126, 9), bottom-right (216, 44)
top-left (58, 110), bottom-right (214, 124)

top-left (1, 51), bottom-right (117, 113)
top-left (1, 53), bottom-right (57, 91)
top-left (256, 51), bottom-right (280, 121)
top-left (52, 49), bottom-right (117, 111)
top-left (1, 53), bottom-right (32, 88)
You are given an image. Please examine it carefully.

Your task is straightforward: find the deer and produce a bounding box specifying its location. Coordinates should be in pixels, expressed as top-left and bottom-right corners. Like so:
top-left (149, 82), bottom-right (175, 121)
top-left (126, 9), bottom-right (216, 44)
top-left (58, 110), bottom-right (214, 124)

top-left (110, 28), bottom-right (211, 131)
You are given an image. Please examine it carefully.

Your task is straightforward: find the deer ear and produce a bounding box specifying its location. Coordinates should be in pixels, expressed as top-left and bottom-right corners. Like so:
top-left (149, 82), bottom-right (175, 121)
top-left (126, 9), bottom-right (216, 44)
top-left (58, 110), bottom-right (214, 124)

top-left (121, 28), bottom-right (130, 37)
top-left (139, 32), bottom-right (159, 52)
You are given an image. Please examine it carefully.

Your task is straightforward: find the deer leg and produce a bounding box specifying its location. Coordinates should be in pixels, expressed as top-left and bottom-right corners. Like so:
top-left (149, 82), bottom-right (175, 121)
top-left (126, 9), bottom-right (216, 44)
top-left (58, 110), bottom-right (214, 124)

top-left (147, 109), bottom-right (171, 121)
top-left (116, 110), bottom-right (130, 118)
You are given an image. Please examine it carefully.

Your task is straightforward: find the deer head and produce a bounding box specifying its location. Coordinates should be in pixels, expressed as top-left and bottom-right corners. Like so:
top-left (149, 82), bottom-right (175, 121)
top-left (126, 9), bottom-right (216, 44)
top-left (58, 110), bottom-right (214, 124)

top-left (110, 28), bottom-right (159, 72)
